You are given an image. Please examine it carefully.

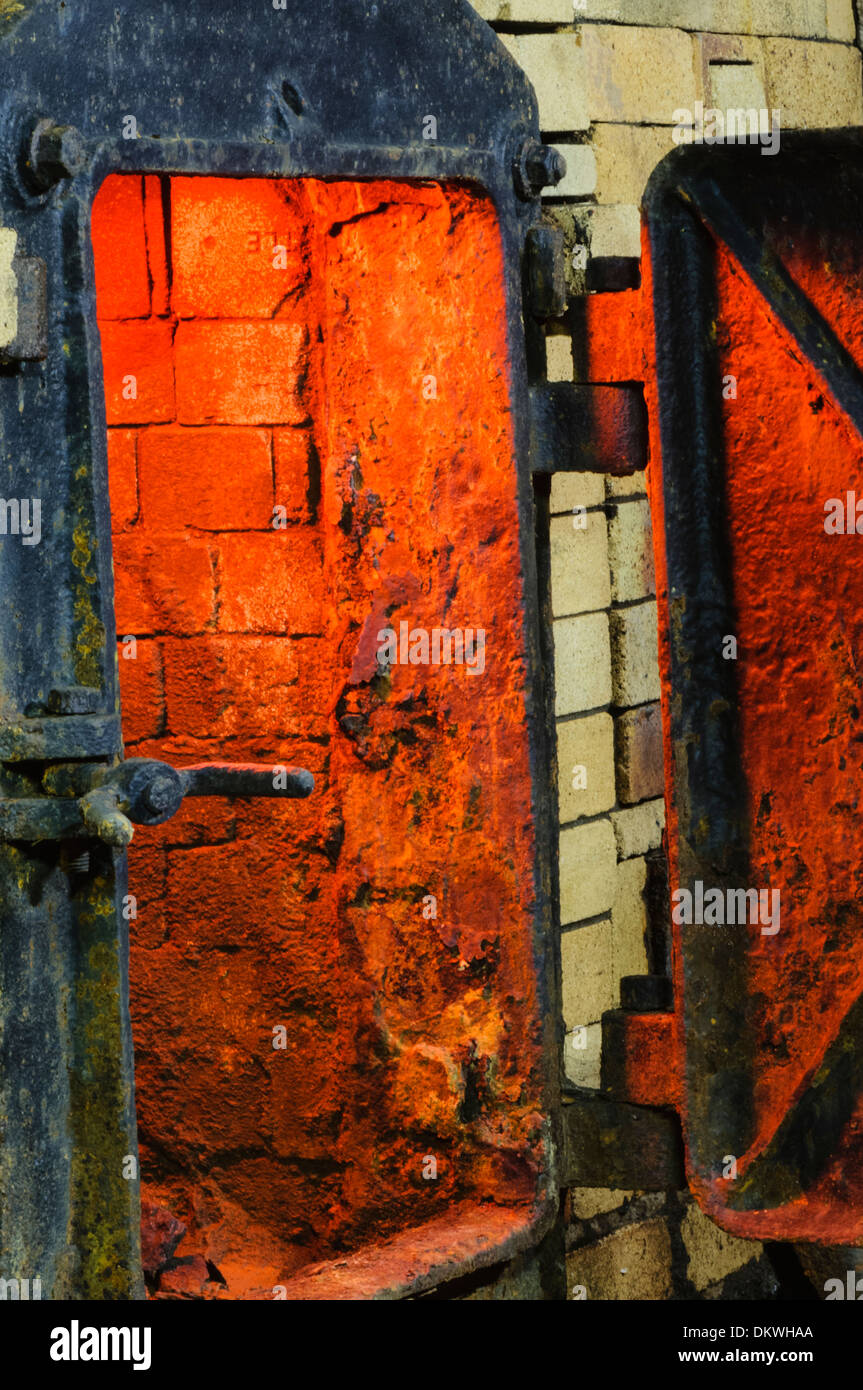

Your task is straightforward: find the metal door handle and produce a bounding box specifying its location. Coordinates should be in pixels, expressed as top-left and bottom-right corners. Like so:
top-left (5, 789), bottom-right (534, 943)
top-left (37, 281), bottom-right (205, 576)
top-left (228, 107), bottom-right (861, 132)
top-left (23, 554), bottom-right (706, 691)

top-left (0, 758), bottom-right (314, 847)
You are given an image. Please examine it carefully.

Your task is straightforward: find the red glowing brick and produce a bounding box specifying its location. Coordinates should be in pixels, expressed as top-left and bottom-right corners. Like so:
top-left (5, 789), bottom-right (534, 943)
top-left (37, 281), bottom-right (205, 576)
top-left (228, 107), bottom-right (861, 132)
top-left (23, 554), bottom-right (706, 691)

top-left (134, 790), bottom-right (236, 848)
top-left (174, 322), bottom-right (308, 426)
top-left (581, 287), bottom-right (647, 383)
top-left (95, 174), bottom-right (543, 1289)
top-left (116, 636), bottom-right (163, 742)
top-left (130, 945), bottom-right (269, 1151)
top-left (137, 427), bottom-right (273, 532)
top-left (215, 530), bottom-right (324, 635)
top-left (171, 175), bottom-right (308, 318)
top-left (107, 429), bottom-right (138, 532)
top-left (100, 320), bottom-right (176, 425)
top-left (91, 175), bottom-right (150, 320)
top-left (620, 1012), bottom-right (681, 1109)
top-left (144, 175), bottom-right (170, 317)
top-left (273, 427), bottom-right (315, 524)
top-left (112, 535), bottom-right (215, 635)
top-left (161, 636), bottom-right (299, 737)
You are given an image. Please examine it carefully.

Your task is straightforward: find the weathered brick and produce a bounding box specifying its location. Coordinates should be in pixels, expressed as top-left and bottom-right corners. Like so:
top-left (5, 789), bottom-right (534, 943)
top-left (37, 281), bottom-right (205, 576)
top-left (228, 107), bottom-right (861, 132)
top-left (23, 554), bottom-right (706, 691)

top-left (608, 497), bottom-right (655, 604)
top-left (592, 124), bottom-right (678, 206)
top-left (560, 817), bottom-right (617, 923)
top-left (112, 535), bottom-right (215, 635)
top-left (116, 638), bottom-right (163, 743)
top-left (175, 321), bottom-right (308, 426)
top-left (551, 511), bottom-right (610, 618)
top-left (764, 37), bottom-right (863, 127)
top-left (273, 428), bottom-right (315, 523)
top-left (472, 0), bottom-right (573, 18)
top-left (611, 854), bottom-right (650, 983)
top-left (615, 702), bottom-right (664, 804)
top-left (580, 25), bottom-right (701, 126)
top-left (564, 1021), bottom-right (602, 1089)
top-left (568, 1187), bottom-right (634, 1218)
top-left (566, 1219), bottom-right (673, 1300)
top-left (562, 917), bottom-right (615, 1025)
top-left (162, 636), bottom-right (299, 738)
top-left (699, 30), bottom-right (764, 76)
top-left (605, 468), bottom-right (647, 500)
top-left (557, 711), bottom-right (615, 823)
top-left (137, 427), bottom-right (273, 531)
top-left (554, 612), bottom-right (612, 716)
top-left (545, 0), bottom-right (852, 39)
top-left (100, 320), bottom-right (176, 426)
top-left (611, 798), bottom-right (665, 859)
top-left (107, 429), bottom-right (138, 532)
top-left (550, 473), bottom-right (605, 514)
top-left (498, 33), bottom-right (589, 130)
top-left (826, 0), bottom-right (855, 41)
top-left (681, 1200), bottom-right (762, 1291)
top-left (574, 204), bottom-right (642, 262)
top-left (707, 56), bottom-right (767, 114)
top-left (610, 600), bottom-right (660, 706)
top-left (550, 144), bottom-right (597, 199)
top-left (545, 332), bottom-right (573, 383)
top-left (171, 176), bottom-right (307, 319)
top-left (92, 176), bottom-right (150, 320)
top-left (216, 530), bottom-right (325, 635)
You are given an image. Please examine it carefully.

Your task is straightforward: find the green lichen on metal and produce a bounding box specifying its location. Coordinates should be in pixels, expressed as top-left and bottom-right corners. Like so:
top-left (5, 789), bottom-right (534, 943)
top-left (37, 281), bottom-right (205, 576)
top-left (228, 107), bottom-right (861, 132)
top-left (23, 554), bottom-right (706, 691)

top-left (0, 0), bottom-right (27, 35)
top-left (66, 873), bottom-right (142, 1299)
top-left (70, 522), bottom-right (106, 689)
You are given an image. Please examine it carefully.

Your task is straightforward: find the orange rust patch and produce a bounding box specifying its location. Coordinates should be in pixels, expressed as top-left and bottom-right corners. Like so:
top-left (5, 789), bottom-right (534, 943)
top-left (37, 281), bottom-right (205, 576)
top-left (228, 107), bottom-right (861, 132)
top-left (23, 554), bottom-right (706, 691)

top-left (618, 1013), bottom-right (681, 1110)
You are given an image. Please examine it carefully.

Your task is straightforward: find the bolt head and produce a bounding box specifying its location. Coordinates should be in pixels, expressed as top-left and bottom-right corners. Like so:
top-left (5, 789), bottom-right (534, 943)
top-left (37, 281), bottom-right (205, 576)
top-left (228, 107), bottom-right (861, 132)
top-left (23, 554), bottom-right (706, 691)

top-left (547, 150), bottom-right (567, 185)
top-left (144, 775), bottom-right (177, 815)
top-left (515, 138), bottom-right (567, 200)
top-left (24, 119), bottom-right (86, 192)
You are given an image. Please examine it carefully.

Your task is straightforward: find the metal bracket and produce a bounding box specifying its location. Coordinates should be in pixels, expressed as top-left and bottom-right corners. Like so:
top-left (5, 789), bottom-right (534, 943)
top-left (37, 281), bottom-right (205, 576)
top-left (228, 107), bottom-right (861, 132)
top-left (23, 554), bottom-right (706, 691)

top-left (561, 1088), bottom-right (684, 1190)
top-left (0, 714), bottom-right (121, 761)
top-left (528, 382), bottom-right (647, 476)
top-left (526, 224), bottom-right (567, 320)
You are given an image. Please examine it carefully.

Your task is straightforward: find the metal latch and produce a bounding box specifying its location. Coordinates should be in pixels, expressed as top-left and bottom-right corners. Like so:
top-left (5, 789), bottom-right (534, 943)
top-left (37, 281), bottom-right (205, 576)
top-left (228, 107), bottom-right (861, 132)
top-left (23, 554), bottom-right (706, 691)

top-left (0, 757), bottom-right (314, 846)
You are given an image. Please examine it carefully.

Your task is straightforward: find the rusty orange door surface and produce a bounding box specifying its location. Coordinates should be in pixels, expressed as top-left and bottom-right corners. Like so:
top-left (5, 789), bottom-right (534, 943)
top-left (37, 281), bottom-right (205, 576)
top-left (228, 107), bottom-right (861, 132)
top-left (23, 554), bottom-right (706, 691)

top-left (645, 133), bottom-right (863, 1243)
top-left (91, 172), bottom-right (562, 1298)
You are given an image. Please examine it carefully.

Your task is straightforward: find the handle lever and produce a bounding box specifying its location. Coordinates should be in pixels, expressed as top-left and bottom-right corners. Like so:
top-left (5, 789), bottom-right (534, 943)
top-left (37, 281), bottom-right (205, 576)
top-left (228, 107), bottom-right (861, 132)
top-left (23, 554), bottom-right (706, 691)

top-left (179, 763), bottom-right (314, 799)
top-left (1, 756), bottom-right (316, 846)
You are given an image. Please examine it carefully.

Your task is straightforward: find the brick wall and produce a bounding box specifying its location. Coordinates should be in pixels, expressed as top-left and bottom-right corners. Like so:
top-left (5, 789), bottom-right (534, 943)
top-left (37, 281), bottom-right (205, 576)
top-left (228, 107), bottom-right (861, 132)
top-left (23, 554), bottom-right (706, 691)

top-left (471, 0), bottom-right (863, 1298)
top-left (94, 173), bottom-right (331, 1293)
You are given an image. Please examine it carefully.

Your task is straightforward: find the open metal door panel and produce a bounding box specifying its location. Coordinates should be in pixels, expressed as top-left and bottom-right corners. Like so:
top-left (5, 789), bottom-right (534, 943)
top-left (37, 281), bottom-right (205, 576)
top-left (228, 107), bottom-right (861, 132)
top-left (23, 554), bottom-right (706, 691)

top-left (645, 132), bottom-right (863, 1243)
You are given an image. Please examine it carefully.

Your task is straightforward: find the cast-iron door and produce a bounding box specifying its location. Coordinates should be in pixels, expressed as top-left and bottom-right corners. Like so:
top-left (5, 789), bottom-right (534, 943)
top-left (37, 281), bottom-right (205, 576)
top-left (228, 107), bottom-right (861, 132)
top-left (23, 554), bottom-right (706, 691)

top-left (646, 132), bottom-right (863, 1242)
top-left (0, 0), bottom-right (570, 1299)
